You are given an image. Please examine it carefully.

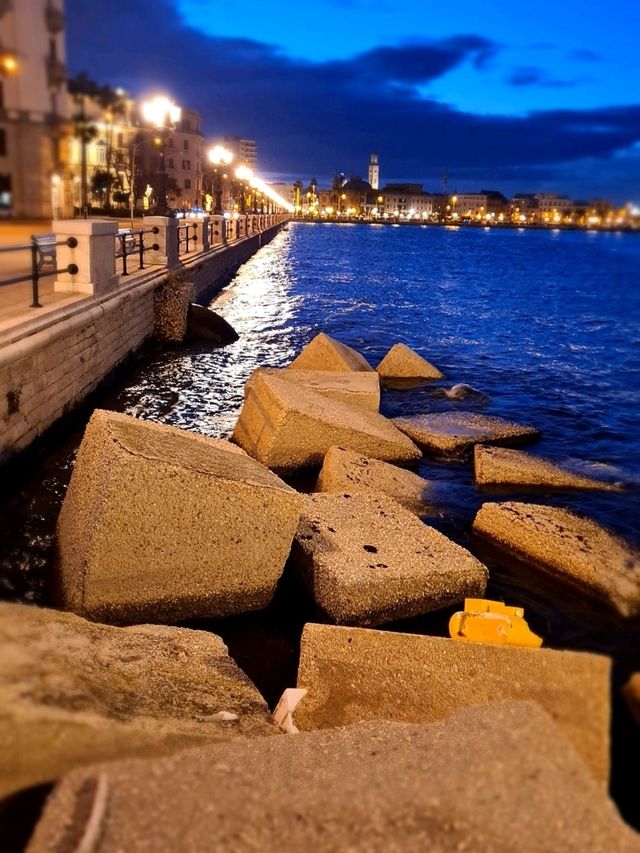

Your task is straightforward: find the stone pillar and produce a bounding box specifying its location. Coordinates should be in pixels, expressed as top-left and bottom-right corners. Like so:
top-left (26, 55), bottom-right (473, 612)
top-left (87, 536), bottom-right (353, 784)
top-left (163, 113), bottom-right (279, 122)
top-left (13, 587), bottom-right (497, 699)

top-left (191, 216), bottom-right (209, 253)
top-left (227, 218), bottom-right (237, 241)
top-left (53, 220), bottom-right (119, 297)
top-left (143, 216), bottom-right (179, 268)
top-left (210, 215), bottom-right (226, 246)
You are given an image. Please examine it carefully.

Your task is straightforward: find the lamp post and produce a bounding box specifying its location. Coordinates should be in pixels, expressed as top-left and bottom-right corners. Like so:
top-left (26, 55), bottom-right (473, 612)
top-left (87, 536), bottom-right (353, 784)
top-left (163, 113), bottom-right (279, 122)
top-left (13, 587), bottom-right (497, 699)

top-left (207, 145), bottom-right (234, 214)
top-left (141, 95), bottom-right (181, 216)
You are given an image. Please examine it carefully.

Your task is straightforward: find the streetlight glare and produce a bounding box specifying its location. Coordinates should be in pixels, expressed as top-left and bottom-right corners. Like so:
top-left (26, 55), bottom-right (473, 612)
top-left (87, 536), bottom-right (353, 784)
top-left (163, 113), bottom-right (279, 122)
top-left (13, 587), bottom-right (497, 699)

top-left (141, 95), bottom-right (181, 128)
top-left (235, 165), bottom-right (253, 180)
top-left (208, 145), bottom-right (234, 166)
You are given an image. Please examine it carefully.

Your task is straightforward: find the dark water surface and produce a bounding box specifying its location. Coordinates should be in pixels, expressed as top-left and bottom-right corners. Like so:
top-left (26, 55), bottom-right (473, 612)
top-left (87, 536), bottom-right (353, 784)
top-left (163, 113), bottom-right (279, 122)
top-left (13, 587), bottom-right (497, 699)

top-left (2, 222), bottom-right (640, 818)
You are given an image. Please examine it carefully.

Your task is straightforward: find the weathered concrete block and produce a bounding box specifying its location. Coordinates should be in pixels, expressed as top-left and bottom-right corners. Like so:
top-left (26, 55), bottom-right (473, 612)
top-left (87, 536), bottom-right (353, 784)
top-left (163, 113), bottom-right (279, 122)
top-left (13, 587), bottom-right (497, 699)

top-left (56, 410), bottom-right (301, 624)
top-left (0, 602), bottom-right (278, 799)
top-left (153, 278), bottom-right (195, 343)
top-left (26, 703), bottom-right (639, 853)
top-left (262, 368), bottom-right (380, 412)
top-left (474, 445), bottom-right (623, 491)
top-left (316, 445), bottom-right (433, 514)
top-left (293, 623), bottom-right (611, 784)
top-left (376, 342), bottom-right (444, 379)
top-left (291, 493), bottom-right (487, 626)
top-left (232, 371), bottom-right (421, 473)
top-left (473, 501), bottom-right (640, 617)
top-left (394, 411), bottom-right (540, 456)
top-left (288, 332), bottom-right (373, 372)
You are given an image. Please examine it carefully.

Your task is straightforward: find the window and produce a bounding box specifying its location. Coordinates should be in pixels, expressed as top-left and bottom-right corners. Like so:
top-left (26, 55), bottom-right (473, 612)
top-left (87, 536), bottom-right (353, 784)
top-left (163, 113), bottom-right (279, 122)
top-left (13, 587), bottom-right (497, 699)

top-left (182, 119), bottom-right (191, 132)
top-left (0, 129), bottom-right (6, 157)
top-left (184, 179), bottom-right (191, 189)
top-left (167, 158), bottom-right (174, 169)
top-left (183, 139), bottom-right (189, 151)
top-left (182, 159), bottom-right (191, 170)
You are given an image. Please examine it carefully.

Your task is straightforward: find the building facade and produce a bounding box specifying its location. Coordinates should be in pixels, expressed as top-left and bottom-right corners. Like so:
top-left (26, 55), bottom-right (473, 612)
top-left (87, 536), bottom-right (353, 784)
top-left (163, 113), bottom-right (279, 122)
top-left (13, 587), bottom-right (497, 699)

top-left (0, 0), bottom-right (69, 218)
top-left (368, 152), bottom-right (379, 190)
top-left (164, 107), bottom-right (204, 210)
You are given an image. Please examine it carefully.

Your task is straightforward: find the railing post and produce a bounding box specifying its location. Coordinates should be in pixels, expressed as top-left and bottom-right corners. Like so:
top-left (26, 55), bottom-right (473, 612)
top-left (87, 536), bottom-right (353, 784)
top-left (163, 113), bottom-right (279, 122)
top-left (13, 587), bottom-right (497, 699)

top-left (209, 214), bottom-right (226, 246)
top-left (30, 238), bottom-right (41, 307)
top-left (53, 220), bottom-right (119, 297)
top-left (142, 216), bottom-right (179, 268)
top-left (192, 215), bottom-right (209, 252)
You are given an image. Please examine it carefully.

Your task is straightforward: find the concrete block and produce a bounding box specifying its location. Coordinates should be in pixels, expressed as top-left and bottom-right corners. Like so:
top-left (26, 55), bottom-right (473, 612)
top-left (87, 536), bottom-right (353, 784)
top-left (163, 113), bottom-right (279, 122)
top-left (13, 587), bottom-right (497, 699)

top-left (393, 411), bottom-right (540, 456)
top-left (293, 623), bottom-right (611, 784)
top-left (232, 370), bottom-right (421, 473)
top-left (288, 332), bottom-right (373, 372)
top-left (473, 501), bottom-right (640, 617)
top-left (56, 410), bottom-right (301, 624)
top-left (474, 445), bottom-right (623, 491)
top-left (316, 445), bottom-right (434, 513)
top-left (26, 703), bottom-right (639, 853)
top-left (291, 493), bottom-right (487, 625)
top-left (262, 368), bottom-right (380, 411)
top-left (376, 342), bottom-right (444, 379)
top-left (0, 602), bottom-right (278, 798)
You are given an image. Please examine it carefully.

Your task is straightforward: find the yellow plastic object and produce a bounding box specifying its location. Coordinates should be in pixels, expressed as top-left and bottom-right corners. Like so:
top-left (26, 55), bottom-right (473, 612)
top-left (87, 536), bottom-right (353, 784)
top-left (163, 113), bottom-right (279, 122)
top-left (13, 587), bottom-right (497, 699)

top-left (449, 598), bottom-right (543, 648)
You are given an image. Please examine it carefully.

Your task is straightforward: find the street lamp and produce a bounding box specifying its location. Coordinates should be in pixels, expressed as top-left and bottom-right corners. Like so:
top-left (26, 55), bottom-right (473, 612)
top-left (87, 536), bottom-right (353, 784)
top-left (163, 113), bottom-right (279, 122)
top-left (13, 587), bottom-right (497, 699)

top-left (208, 145), bottom-right (234, 214)
top-left (141, 95), bottom-right (181, 216)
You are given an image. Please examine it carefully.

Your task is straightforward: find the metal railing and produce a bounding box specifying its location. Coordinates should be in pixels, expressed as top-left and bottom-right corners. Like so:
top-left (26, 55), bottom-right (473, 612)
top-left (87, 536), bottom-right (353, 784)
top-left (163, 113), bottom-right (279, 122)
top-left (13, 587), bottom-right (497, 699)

top-left (0, 235), bottom-right (79, 308)
top-left (177, 222), bottom-right (198, 256)
top-left (115, 227), bottom-right (160, 276)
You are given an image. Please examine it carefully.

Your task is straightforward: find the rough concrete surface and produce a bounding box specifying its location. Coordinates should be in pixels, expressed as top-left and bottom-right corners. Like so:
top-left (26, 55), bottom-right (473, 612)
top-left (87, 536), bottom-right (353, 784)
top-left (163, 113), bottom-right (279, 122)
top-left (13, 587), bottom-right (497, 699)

top-left (473, 501), bottom-right (640, 618)
top-left (153, 278), bottom-right (194, 343)
top-left (474, 445), bottom-right (623, 491)
top-left (288, 332), bottom-right (373, 372)
top-left (261, 367), bottom-right (380, 411)
top-left (316, 445), bottom-right (434, 514)
top-left (376, 342), bottom-right (444, 380)
top-left (291, 493), bottom-right (488, 626)
top-left (56, 409), bottom-right (301, 624)
top-left (232, 370), bottom-right (421, 473)
top-left (393, 411), bottom-right (540, 455)
top-left (26, 703), bottom-right (640, 853)
top-left (293, 623), bottom-right (611, 784)
top-left (0, 602), bottom-right (278, 799)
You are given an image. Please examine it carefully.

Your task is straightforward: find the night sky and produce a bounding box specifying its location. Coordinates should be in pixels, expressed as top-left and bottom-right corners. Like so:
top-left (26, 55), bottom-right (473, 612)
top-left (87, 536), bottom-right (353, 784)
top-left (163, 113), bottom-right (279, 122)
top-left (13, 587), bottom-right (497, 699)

top-left (66, 0), bottom-right (640, 202)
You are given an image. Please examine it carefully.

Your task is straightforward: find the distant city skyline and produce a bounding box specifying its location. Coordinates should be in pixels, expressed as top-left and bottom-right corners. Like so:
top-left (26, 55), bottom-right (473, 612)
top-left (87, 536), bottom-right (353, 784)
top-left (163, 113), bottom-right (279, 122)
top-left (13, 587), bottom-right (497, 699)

top-left (66, 0), bottom-right (640, 203)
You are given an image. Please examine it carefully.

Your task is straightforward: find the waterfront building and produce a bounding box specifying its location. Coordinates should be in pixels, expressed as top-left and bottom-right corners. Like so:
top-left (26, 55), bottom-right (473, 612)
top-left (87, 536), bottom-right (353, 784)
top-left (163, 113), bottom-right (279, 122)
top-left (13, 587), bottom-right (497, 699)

top-left (534, 192), bottom-right (573, 223)
top-left (451, 190), bottom-right (509, 221)
top-left (216, 136), bottom-right (257, 170)
top-left (164, 107), bottom-right (204, 210)
top-left (368, 152), bottom-right (379, 190)
top-left (0, 0), bottom-right (69, 218)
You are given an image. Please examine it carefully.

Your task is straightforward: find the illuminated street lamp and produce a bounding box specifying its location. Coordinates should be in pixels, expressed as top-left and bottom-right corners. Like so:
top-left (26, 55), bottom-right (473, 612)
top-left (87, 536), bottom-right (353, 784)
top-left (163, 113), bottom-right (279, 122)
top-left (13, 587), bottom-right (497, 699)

top-left (208, 145), bottom-right (234, 214)
top-left (140, 95), bottom-right (181, 216)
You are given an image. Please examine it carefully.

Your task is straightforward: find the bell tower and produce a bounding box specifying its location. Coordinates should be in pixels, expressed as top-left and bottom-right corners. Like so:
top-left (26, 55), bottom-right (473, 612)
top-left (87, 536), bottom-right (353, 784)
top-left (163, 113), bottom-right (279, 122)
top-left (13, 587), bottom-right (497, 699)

top-left (368, 152), bottom-right (379, 190)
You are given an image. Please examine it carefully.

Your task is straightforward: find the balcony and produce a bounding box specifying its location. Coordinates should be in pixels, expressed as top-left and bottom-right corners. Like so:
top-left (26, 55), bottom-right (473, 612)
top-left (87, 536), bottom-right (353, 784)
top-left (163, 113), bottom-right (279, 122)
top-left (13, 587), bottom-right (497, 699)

top-left (0, 1), bottom-right (13, 19)
top-left (45, 2), bottom-right (65, 33)
top-left (46, 57), bottom-right (67, 88)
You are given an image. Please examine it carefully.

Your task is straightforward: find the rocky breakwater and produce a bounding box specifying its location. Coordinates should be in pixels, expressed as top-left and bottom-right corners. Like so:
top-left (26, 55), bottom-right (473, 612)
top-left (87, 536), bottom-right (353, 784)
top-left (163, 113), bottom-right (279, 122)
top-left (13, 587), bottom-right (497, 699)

top-left (5, 331), bottom-right (640, 848)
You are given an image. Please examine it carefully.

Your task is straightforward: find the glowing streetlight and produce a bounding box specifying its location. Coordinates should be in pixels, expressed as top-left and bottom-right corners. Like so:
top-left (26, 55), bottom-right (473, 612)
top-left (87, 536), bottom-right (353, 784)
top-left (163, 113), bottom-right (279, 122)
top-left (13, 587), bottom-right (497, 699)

top-left (140, 95), bottom-right (181, 216)
top-left (0, 51), bottom-right (18, 76)
top-left (206, 146), bottom-right (234, 214)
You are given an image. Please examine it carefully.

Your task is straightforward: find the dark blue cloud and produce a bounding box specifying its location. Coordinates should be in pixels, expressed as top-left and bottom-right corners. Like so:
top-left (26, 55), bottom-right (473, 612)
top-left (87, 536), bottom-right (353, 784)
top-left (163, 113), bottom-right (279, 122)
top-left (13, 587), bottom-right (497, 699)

top-left (65, 0), bottom-right (640, 198)
top-left (507, 66), bottom-right (582, 88)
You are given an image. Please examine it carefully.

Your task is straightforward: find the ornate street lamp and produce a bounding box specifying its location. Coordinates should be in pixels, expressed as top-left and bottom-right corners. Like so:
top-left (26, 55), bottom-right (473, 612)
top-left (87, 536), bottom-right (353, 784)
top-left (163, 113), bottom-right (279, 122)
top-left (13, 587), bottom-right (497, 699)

top-left (141, 95), bottom-right (181, 216)
top-left (208, 145), bottom-right (234, 214)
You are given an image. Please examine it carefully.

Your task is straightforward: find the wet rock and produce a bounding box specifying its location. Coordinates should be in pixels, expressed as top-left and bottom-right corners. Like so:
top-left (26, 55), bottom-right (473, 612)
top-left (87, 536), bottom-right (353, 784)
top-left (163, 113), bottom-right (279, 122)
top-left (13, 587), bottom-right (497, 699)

top-left (290, 493), bottom-right (487, 626)
top-left (622, 674), bottom-right (640, 724)
top-left (474, 445), bottom-right (623, 491)
top-left (185, 303), bottom-right (239, 346)
top-left (393, 411), bottom-right (540, 456)
top-left (56, 410), bottom-right (301, 624)
top-left (316, 445), bottom-right (433, 514)
top-left (25, 703), bottom-right (639, 853)
top-left (293, 623), bottom-right (611, 784)
top-left (261, 368), bottom-right (380, 412)
top-left (232, 370), bottom-right (421, 474)
top-left (472, 501), bottom-right (640, 618)
top-left (443, 382), bottom-right (488, 401)
top-left (0, 602), bottom-right (278, 799)
top-left (376, 342), bottom-right (444, 380)
top-left (288, 332), bottom-right (373, 372)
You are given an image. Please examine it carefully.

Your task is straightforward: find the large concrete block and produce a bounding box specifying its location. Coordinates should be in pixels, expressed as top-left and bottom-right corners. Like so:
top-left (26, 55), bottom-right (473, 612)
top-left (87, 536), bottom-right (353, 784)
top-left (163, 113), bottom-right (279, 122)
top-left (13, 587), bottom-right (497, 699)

top-left (291, 493), bottom-right (487, 625)
top-left (26, 703), bottom-right (639, 853)
top-left (293, 623), bottom-right (611, 783)
top-left (393, 411), bottom-right (540, 456)
top-left (232, 371), bottom-right (421, 473)
top-left (473, 501), bottom-right (640, 617)
top-left (262, 368), bottom-right (380, 412)
top-left (0, 602), bottom-right (278, 799)
top-left (474, 445), bottom-right (623, 491)
top-left (316, 445), bottom-right (434, 514)
top-left (288, 332), bottom-right (373, 372)
top-left (56, 410), bottom-right (301, 624)
top-left (376, 342), bottom-right (444, 379)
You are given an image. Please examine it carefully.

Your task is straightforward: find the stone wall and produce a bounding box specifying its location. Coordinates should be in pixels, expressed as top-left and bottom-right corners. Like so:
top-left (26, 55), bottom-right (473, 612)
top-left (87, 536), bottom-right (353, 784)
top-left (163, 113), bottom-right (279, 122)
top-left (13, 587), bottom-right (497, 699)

top-left (0, 220), bottom-right (288, 465)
